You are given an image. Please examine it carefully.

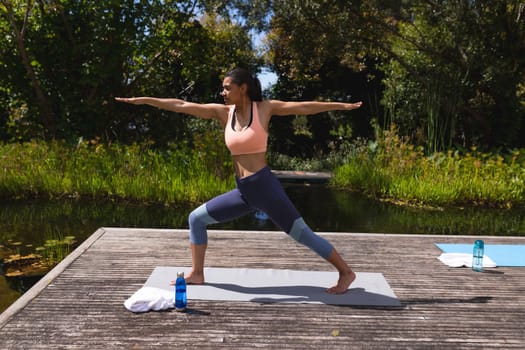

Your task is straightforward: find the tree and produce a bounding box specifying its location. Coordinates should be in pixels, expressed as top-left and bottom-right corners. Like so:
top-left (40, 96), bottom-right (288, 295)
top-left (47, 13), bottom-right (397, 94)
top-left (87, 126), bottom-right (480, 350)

top-left (0, 0), bottom-right (55, 138)
top-left (259, 1), bottom-right (402, 156)
top-left (0, 0), bottom-right (259, 143)
top-left (258, 0), bottom-right (525, 151)
top-left (381, 1), bottom-right (525, 150)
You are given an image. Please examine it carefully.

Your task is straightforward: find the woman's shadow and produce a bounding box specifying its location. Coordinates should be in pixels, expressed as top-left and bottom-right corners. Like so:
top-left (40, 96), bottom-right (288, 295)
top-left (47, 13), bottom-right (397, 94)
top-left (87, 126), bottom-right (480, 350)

top-left (204, 282), bottom-right (402, 307)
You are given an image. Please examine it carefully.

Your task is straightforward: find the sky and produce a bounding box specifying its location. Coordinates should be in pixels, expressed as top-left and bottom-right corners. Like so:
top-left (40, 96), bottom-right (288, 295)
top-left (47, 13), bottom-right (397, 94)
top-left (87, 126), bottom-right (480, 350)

top-left (251, 29), bottom-right (278, 89)
top-left (257, 68), bottom-right (278, 89)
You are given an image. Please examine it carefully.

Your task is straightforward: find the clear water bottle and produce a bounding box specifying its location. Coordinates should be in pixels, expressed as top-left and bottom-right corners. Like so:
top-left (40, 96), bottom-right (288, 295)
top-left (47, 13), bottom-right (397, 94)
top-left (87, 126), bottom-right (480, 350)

top-left (472, 239), bottom-right (484, 272)
top-left (175, 272), bottom-right (187, 312)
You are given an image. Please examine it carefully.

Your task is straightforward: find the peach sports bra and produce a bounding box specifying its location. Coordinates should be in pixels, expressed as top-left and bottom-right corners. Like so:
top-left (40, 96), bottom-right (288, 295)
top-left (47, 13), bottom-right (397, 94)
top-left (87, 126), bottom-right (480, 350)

top-left (224, 102), bottom-right (268, 156)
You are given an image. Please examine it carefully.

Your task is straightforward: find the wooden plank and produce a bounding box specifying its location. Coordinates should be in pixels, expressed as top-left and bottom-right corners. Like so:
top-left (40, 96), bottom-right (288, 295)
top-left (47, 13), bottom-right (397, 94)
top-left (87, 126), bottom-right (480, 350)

top-left (272, 170), bottom-right (332, 183)
top-left (0, 227), bottom-right (106, 329)
top-left (1, 228), bottom-right (525, 349)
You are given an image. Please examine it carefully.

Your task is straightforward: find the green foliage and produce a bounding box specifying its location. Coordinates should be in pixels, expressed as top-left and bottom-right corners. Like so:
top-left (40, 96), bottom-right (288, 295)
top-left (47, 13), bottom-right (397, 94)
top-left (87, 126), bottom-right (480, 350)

top-left (381, 1), bottom-right (525, 150)
top-left (0, 0), bottom-right (259, 143)
top-left (333, 125), bottom-right (525, 208)
top-left (1, 0), bottom-right (524, 153)
top-left (0, 140), bottom-right (233, 205)
top-left (261, 0), bottom-right (525, 151)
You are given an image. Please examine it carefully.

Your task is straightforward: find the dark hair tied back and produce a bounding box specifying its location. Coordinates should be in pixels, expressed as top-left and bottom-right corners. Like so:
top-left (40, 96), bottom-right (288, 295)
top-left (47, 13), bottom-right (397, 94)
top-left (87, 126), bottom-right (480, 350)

top-left (225, 68), bottom-right (263, 101)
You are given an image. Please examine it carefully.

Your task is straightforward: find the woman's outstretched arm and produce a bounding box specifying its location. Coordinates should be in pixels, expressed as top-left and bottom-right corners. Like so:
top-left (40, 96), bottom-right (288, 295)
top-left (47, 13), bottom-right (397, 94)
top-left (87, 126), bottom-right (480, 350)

top-left (115, 97), bottom-right (229, 122)
top-left (268, 100), bottom-right (362, 116)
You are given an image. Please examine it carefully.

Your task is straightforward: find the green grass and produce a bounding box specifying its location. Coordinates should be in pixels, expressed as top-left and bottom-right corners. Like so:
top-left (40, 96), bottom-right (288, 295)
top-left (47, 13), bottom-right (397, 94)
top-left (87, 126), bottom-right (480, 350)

top-left (2, 126), bottom-right (524, 209)
top-left (0, 134), bottom-right (233, 205)
top-left (332, 125), bottom-right (525, 208)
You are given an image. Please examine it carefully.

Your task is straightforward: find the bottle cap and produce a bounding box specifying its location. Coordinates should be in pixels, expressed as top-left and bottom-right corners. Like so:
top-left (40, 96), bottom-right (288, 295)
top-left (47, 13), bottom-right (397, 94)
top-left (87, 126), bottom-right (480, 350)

top-left (177, 272), bottom-right (184, 278)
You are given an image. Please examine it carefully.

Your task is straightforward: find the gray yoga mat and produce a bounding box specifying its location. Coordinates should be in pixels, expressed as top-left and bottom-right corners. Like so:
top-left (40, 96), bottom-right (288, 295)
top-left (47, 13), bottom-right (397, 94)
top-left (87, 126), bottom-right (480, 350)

top-left (145, 267), bottom-right (401, 307)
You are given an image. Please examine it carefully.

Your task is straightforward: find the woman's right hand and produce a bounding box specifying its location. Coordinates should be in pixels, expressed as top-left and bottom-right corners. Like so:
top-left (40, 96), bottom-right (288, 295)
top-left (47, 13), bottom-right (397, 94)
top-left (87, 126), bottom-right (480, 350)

top-left (114, 97), bottom-right (146, 105)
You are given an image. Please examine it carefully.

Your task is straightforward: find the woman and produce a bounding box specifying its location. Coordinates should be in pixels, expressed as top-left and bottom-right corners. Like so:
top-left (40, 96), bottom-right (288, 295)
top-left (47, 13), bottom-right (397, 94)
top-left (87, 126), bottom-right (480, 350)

top-left (116, 68), bottom-right (362, 294)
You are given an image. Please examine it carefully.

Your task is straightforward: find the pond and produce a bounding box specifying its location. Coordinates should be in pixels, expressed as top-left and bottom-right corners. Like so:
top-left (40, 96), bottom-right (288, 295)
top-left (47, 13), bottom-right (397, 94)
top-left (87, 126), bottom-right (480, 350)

top-left (1, 182), bottom-right (525, 313)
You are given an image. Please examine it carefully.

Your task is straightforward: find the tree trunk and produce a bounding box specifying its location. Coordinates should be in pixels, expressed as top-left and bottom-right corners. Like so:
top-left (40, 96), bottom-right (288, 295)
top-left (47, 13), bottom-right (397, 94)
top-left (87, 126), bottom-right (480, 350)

top-left (2, 0), bottom-right (56, 138)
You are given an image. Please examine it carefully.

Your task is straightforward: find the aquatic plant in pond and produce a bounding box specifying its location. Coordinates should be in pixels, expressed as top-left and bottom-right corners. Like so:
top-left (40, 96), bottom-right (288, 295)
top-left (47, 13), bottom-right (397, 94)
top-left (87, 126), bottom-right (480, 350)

top-left (37, 235), bottom-right (76, 267)
top-left (1, 232), bottom-right (76, 279)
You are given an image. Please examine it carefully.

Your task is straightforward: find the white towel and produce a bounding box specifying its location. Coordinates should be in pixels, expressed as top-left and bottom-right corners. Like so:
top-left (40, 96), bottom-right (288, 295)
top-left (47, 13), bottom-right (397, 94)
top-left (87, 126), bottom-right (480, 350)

top-left (124, 286), bottom-right (174, 313)
top-left (437, 253), bottom-right (497, 268)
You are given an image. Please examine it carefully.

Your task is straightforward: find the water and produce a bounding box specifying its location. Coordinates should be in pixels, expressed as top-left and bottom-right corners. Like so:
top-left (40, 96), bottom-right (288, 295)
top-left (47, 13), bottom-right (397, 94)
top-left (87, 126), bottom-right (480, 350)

top-left (1, 183), bottom-right (525, 313)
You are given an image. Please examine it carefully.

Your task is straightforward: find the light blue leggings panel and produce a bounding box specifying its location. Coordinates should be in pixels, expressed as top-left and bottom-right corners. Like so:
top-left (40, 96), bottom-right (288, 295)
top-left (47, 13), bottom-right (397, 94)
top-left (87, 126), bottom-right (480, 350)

top-left (188, 203), bottom-right (218, 244)
top-left (289, 217), bottom-right (334, 259)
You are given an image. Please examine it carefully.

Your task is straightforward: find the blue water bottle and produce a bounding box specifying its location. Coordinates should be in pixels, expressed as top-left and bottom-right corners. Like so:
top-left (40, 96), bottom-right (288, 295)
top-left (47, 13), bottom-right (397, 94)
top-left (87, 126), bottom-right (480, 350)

top-left (472, 240), bottom-right (484, 272)
top-left (175, 272), bottom-right (187, 312)
top-left (255, 210), bottom-right (269, 220)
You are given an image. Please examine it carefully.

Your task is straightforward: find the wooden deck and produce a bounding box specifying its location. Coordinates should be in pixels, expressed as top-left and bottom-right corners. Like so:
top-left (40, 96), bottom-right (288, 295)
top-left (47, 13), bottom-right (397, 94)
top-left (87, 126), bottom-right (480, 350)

top-left (272, 170), bottom-right (332, 183)
top-left (1, 228), bottom-right (525, 349)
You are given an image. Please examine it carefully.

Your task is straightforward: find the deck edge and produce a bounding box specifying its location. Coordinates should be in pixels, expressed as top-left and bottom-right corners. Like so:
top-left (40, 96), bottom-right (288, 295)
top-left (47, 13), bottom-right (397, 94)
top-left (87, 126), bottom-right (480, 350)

top-left (77, 227), bottom-right (525, 240)
top-left (0, 227), bottom-right (107, 329)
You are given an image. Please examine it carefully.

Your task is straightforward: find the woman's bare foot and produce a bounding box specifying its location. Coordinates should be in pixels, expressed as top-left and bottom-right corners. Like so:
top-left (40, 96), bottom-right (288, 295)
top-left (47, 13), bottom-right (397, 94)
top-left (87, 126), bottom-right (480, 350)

top-left (169, 270), bottom-right (205, 286)
top-left (326, 270), bottom-right (356, 294)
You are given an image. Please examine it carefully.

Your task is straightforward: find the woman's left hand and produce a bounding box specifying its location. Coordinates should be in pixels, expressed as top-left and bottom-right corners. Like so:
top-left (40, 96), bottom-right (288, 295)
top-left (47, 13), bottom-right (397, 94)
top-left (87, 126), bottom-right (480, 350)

top-left (344, 102), bottom-right (363, 110)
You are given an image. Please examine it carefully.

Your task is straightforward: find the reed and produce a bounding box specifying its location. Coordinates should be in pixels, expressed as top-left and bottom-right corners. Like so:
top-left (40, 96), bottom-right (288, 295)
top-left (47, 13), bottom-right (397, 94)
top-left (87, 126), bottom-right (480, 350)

top-left (32, 229), bottom-right (76, 267)
top-left (2, 131), bottom-right (524, 209)
top-left (0, 135), bottom-right (233, 205)
top-left (333, 125), bottom-right (525, 208)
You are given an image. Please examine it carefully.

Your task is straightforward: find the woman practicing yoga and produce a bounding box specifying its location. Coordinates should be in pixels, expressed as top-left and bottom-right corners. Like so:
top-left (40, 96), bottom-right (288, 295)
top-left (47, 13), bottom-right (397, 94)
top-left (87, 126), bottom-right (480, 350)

top-left (116, 68), bottom-right (362, 294)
